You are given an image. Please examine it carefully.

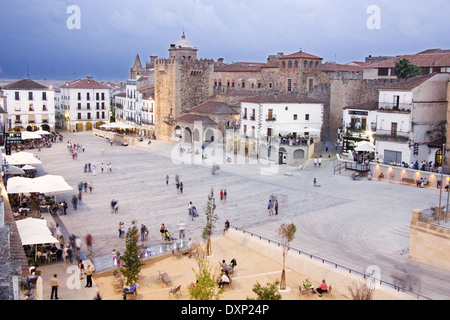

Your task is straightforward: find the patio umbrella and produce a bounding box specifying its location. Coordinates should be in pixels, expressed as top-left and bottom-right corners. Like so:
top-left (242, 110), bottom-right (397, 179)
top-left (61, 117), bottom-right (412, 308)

top-left (5, 152), bottom-right (43, 165)
top-left (354, 141), bottom-right (375, 152)
top-left (5, 166), bottom-right (25, 175)
top-left (21, 131), bottom-right (42, 140)
top-left (35, 129), bottom-right (51, 135)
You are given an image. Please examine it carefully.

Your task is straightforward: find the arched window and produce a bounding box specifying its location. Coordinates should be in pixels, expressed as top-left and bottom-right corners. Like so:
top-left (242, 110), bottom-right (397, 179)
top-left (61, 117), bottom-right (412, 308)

top-left (315, 61), bottom-right (319, 68)
top-left (310, 61), bottom-right (314, 68)
top-left (304, 61), bottom-right (308, 68)
top-left (281, 61), bottom-right (286, 68)
top-left (294, 60), bottom-right (299, 68)
top-left (288, 61), bottom-right (292, 68)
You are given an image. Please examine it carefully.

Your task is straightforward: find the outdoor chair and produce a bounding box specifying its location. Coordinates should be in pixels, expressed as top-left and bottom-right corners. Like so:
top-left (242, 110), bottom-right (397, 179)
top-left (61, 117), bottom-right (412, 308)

top-left (169, 285), bottom-right (182, 298)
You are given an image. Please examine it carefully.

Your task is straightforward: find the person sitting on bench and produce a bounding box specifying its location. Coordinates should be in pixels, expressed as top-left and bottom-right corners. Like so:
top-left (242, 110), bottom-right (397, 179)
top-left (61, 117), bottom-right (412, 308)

top-left (316, 279), bottom-right (328, 296)
top-left (303, 277), bottom-right (316, 293)
top-left (122, 280), bottom-right (137, 300)
top-left (217, 271), bottom-right (230, 288)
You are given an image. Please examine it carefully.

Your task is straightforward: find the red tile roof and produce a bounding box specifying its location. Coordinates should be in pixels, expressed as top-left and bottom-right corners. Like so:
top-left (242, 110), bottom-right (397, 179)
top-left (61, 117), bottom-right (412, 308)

top-left (365, 49), bottom-right (450, 68)
top-left (377, 73), bottom-right (437, 90)
top-left (174, 114), bottom-right (217, 125)
top-left (189, 101), bottom-right (238, 115)
top-left (2, 78), bottom-right (49, 90)
top-left (64, 77), bottom-right (110, 89)
top-left (281, 51), bottom-right (322, 60)
top-left (321, 62), bottom-right (364, 72)
top-left (215, 62), bottom-right (272, 72)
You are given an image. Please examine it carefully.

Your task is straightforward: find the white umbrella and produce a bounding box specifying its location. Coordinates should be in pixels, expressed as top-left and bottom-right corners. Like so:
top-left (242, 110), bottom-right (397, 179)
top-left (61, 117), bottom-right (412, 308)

top-left (21, 131), bottom-right (42, 140)
top-left (35, 129), bottom-right (51, 135)
top-left (5, 166), bottom-right (25, 175)
top-left (22, 165), bottom-right (36, 170)
top-left (354, 141), bottom-right (375, 152)
top-left (5, 152), bottom-right (43, 165)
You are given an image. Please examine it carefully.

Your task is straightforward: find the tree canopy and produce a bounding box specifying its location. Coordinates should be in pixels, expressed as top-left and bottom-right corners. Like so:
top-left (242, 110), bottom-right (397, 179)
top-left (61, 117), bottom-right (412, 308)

top-left (394, 58), bottom-right (422, 79)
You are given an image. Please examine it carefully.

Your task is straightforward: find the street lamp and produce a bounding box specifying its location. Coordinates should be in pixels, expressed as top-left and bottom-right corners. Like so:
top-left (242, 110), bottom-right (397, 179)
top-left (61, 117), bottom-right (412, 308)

top-left (438, 144), bottom-right (445, 223)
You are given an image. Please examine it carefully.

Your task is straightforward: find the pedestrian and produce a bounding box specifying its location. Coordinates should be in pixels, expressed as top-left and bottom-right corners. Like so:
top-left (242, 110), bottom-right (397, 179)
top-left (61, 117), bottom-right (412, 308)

top-left (223, 219), bottom-right (230, 235)
top-left (268, 199), bottom-right (273, 216)
top-left (78, 182), bottom-right (83, 193)
top-left (88, 181), bottom-right (93, 193)
top-left (62, 201), bottom-right (68, 215)
top-left (118, 222), bottom-right (125, 238)
top-left (112, 249), bottom-right (118, 266)
top-left (84, 163), bottom-right (87, 173)
top-left (166, 175), bottom-right (169, 185)
top-left (83, 181), bottom-right (88, 193)
top-left (78, 259), bottom-right (84, 280)
top-left (220, 189), bottom-right (224, 203)
top-left (314, 156), bottom-right (317, 167)
top-left (50, 274), bottom-right (59, 300)
top-left (313, 177), bottom-right (317, 187)
top-left (179, 182), bottom-right (183, 194)
top-left (92, 165), bottom-right (96, 176)
top-left (140, 224), bottom-right (146, 242)
top-left (86, 234), bottom-right (93, 253)
top-left (274, 200), bottom-right (278, 215)
top-left (176, 181), bottom-right (180, 193)
top-left (71, 195), bottom-right (78, 210)
top-left (160, 224), bottom-right (166, 240)
top-left (326, 143), bottom-right (329, 152)
top-left (88, 163), bottom-right (91, 172)
top-left (178, 221), bottom-right (186, 239)
top-left (223, 189), bottom-right (227, 203)
top-left (109, 163), bottom-right (112, 173)
top-left (318, 156), bottom-right (322, 167)
top-left (114, 201), bottom-right (119, 214)
top-left (101, 163), bottom-right (104, 173)
top-left (85, 265), bottom-right (93, 288)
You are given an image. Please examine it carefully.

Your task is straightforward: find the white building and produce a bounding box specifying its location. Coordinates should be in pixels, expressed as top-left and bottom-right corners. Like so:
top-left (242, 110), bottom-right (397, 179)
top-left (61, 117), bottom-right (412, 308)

top-left (1, 78), bottom-right (55, 132)
top-left (341, 73), bottom-right (449, 167)
top-left (60, 76), bottom-right (110, 132)
top-left (238, 94), bottom-right (324, 165)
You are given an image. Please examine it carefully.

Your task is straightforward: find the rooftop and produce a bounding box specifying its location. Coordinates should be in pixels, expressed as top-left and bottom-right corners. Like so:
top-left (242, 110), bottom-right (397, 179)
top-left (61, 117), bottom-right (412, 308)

top-left (63, 77), bottom-right (110, 90)
top-left (240, 93), bottom-right (324, 104)
top-left (2, 78), bottom-right (50, 90)
top-left (365, 49), bottom-right (450, 68)
top-left (189, 101), bottom-right (239, 115)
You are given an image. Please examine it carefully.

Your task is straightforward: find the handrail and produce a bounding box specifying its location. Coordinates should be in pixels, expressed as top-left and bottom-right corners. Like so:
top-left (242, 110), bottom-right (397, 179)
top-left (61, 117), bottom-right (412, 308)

top-left (230, 225), bottom-right (432, 300)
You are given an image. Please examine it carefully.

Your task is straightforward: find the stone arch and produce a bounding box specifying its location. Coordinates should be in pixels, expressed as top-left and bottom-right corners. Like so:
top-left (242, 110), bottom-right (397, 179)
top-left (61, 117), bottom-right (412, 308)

top-left (259, 144), bottom-right (268, 159)
top-left (193, 128), bottom-right (200, 142)
top-left (204, 128), bottom-right (215, 143)
top-left (40, 124), bottom-right (50, 132)
top-left (173, 125), bottom-right (182, 140)
top-left (183, 127), bottom-right (192, 144)
top-left (268, 145), bottom-right (277, 162)
top-left (85, 122), bottom-right (93, 131)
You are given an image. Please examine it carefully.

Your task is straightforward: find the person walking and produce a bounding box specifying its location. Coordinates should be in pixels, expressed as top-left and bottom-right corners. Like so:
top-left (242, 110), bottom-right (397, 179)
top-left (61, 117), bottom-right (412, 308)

top-left (85, 265), bottom-right (93, 288)
top-left (166, 175), bottom-right (169, 186)
top-left (223, 189), bottom-right (227, 203)
top-left (313, 178), bottom-right (317, 187)
top-left (220, 189), bottom-right (224, 203)
top-left (179, 182), bottom-right (183, 194)
top-left (50, 274), bottom-right (59, 300)
top-left (140, 224), bottom-right (146, 242)
top-left (274, 200), bottom-right (278, 215)
top-left (178, 221), bottom-right (186, 239)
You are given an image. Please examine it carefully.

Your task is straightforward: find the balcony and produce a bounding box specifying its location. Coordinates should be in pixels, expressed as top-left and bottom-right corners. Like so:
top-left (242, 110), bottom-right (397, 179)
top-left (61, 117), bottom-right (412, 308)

top-left (378, 102), bottom-right (412, 113)
top-left (265, 117), bottom-right (276, 122)
top-left (373, 129), bottom-right (409, 142)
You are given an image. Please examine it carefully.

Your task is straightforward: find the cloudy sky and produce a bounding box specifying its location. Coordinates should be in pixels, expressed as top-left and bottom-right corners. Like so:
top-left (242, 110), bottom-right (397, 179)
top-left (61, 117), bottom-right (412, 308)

top-left (0, 0), bottom-right (448, 81)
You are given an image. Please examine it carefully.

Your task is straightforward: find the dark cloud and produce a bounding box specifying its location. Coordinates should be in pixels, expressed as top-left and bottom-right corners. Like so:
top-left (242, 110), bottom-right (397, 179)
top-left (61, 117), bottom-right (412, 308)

top-left (0, 0), bottom-right (448, 80)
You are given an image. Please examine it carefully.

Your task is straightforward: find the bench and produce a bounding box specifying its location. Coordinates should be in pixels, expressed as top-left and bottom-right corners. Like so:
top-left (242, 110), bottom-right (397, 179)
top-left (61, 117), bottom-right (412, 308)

top-left (158, 270), bottom-right (172, 287)
top-left (401, 178), bottom-right (415, 186)
top-left (169, 285), bottom-right (182, 298)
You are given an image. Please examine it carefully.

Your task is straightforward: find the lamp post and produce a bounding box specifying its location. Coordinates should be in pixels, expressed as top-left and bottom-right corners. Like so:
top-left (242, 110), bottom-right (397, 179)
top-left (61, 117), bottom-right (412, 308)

top-left (438, 144), bottom-right (445, 223)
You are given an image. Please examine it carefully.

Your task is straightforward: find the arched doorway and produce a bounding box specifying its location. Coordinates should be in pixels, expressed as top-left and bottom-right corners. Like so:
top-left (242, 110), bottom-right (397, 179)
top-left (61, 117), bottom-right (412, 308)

top-left (268, 145), bottom-right (277, 162)
top-left (293, 149), bottom-right (305, 160)
top-left (205, 128), bottom-right (215, 143)
top-left (184, 127), bottom-right (192, 144)
top-left (85, 122), bottom-right (93, 131)
top-left (435, 149), bottom-right (443, 167)
top-left (193, 129), bottom-right (200, 142)
top-left (76, 123), bottom-right (83, 132)
top-left (279, 147), bottom-right (287, 164)
top-left (41, 124), bottom-right (50, 132)
top-left (26, 125), bottom-right (37, 132)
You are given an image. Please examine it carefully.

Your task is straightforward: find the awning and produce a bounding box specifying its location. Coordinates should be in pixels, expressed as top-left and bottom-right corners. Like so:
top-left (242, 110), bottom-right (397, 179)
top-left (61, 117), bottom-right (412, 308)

top-left (5, 152), bottom-right (43, 165)
top-left (7, 175), bottom-right (73, 194)
top-left (354, 141), bottom-right (375, 152)
top-left (16, 218), bottom-right (59, 246)
top-left (266, 124), bottom-right (321, 135)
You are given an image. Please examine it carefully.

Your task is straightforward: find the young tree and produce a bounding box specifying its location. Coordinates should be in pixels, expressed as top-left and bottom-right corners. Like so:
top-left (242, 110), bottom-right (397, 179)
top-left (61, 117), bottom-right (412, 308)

top-left (117, 221), bottom-right (144, 285)
top-left (247, 280), bottom-right (282, 300)
top-left (277, 223), bottom-right (297, 290)
top-left (394, 58), bottom-right (422, 79)
top-left (204, 187), bottom-right (218, 256)
top-left (346, 279), bottom-right (375, 300)
top-left (188, 257), bottom-right (224, 300)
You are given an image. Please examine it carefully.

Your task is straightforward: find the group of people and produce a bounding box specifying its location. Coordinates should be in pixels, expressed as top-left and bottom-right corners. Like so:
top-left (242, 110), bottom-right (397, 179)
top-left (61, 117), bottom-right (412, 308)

top-left (303, 277), bottom-right (329, 297)
top-left (267, 197), bottom-right (278, 216)
top-left (313, 156), bottom-right (323, 167)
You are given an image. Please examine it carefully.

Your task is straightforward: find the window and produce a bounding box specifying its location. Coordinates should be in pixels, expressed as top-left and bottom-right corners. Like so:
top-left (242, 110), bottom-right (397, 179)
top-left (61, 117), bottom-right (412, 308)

top-left (29, 104), bottom-right (34, 111)
top-left (96, 92), bottom-right (100, 100)
top-left (305, 114), bottom-right (310, 120)
top-left (101, 92), bottom-right (105, 100)
top-left (393, 95), bottom-right (400, 109)
top-left (288, 61), bottom-right (292, 68)
top-left (242, 80), bottom-right (245, 89)
top-left (78, 113), bottom-right (82, 120)
top-left (42, 92), bottom-right (47, 101)
top-left (87, 103), bottom-right (90, 109)
top-left (28, 92), bottom-right (33, 100)
top-left (293, 114), bottom-right (298, 120)
top-left (309, 79), bottom-right (314, 91)
top-left (281, 61), bottom-right (286, 68)
top-left (310, 61), bottom-right (314, 68)
top-left (43, 105), bottom-right (47, 111)
top-left (287, 79), bottom-right (292, 92)
top-left (243, 108), bottom-right (247, 119)
top-left (78, 92), bottom-right (81, 100)
top-left (102, 112), bottom-right (105, 119)
top-left (78, 103), bottom-right (81, 109)
top-left (391, 122), bottom-right (397, 137)
top-left (87, 92), bottom-right (90, 100)
top-left (87, 113), bottom-right (91, 120)
top-left (304, 61), bottom-right (308, 68)
top-left (315, 61), bottom-right (319, 68)
top-left (378, 68), bottom-right (389, 76)
top-left (96, 112), bottom-right (100, 119)
top-left (294, 61), bottom-right (299, 68)
top-left (15, 92), bottom-right (20, 100)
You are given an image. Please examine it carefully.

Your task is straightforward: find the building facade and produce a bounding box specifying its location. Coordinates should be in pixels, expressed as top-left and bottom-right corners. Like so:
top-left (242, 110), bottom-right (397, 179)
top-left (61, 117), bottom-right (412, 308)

top-left (60, 77), bottom-right (110, 132)
top-left (1, 79), bottom-right (55, 132)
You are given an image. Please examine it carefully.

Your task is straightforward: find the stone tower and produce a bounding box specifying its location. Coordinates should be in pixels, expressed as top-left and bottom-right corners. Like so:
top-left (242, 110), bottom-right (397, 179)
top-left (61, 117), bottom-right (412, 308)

top-left (154, 33), bottom-right (215, 141)
top-left (130, 54), bottom-right (145, 80)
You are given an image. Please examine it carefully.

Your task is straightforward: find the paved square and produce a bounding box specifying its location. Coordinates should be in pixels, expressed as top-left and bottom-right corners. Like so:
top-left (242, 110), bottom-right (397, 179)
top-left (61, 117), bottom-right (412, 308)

top-left (28, 131), bottom-right (450, 299)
